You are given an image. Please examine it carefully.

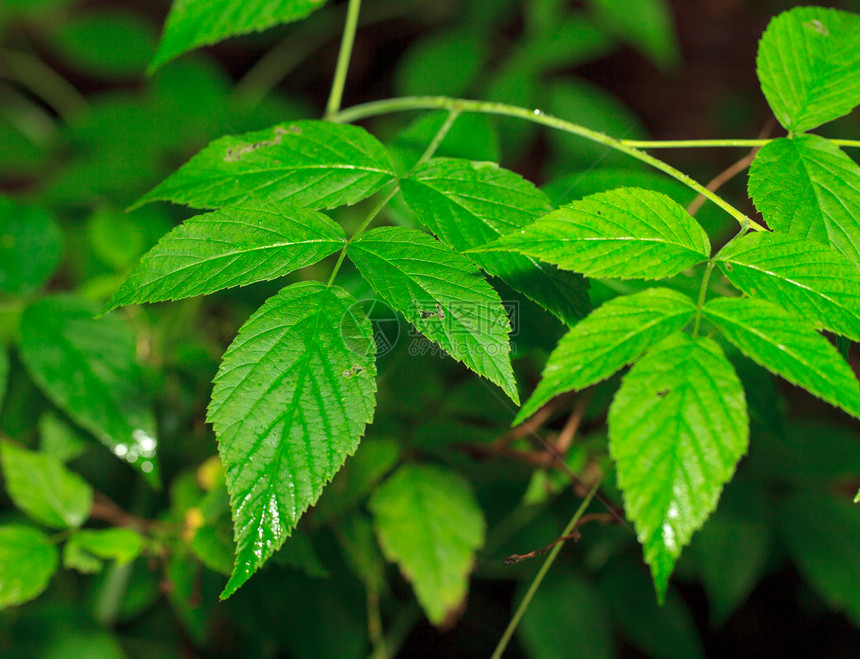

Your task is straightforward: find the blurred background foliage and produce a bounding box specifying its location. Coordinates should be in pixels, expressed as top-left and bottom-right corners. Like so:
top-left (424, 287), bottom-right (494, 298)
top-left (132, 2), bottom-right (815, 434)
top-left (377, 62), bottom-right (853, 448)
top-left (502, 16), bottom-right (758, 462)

top-left (0, 0), bottom-right (859, 656)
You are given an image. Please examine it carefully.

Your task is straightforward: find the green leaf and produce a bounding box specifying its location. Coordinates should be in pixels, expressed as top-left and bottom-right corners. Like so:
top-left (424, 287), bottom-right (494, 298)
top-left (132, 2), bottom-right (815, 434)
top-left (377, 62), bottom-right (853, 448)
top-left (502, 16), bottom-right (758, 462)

top-left (208, 281), bottom-right (377, 598)
top-left (63, 528), bottom-right (144, 574)
top-left (608, 333), bottom-right (748, 601)
top-left (18, 297), bottom-right (160, 486)
top-left (748, 135), bottom-right (860, 263)
top-left (0, 197), bottom-right (63, 295)
top-left (756, 7), bottom-right (860, 132)
top-left (38, 413), bottom-right (90, 463)
top-left (0, 526), bottom-right (59, 609)
top-left (518, 569), bottom-right (616, 659)
top-left (589, 0), bottom-right (678, 69)
top-left (105, 203), bottom-right (346, 312)
top-left (134, 121), bottom-right (396, 211)
top-left (369, 464), bottom-right (485, 626)
top-left (0, 441), bottom-right (92, 529)
top-left (335, 513), bottom-right (385, 592)
top-left (393, 29), bottom-right (486, 97)
top-left (151, 0), bottom-right (329, 70)
top-left (778, 492), bottom-right (860, 625)
top-left (474, 187), bottom-right (710, 280)
top-left (0, 347), bottom-right (7, 410)
top-left (400, 158), bottom-right (590, 325)
top-left (703, 297), bottom-right (860, 419)
top-left (348, 226), bottom-right (519, 404)
top-left (716, 231), bottom-right (860, 341)
top-left (271, 528), bottom-right (328, 578)
top-left (515, 288), bottom-right (696, 425)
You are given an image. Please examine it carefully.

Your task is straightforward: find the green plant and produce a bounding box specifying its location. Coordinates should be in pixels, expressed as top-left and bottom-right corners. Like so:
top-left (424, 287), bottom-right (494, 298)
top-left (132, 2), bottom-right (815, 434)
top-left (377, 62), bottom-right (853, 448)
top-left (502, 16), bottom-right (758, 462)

top-left (1, 1), bottom-right (859, 656)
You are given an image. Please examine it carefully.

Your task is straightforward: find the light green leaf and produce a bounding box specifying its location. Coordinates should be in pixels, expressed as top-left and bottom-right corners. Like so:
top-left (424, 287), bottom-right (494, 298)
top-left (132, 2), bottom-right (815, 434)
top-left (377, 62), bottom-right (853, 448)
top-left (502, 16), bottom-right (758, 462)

top-left (104, 203), bottom-right (345, 312)
top-left (854, 489), bottom-right (859, 503)
top-left (0, 347), bottom-right (7, 410)
top-left (208, 281), bottom-right (377, 598)
top-left (515, 288), bottom-right (696, 425)
top-left (151, 0), bottom-right (329, 70)
top-left (0, 197), bottom-right (63, 295)
top-left (608, 333), bottom-right (748, 601)
top-left (704, 297), bottom-right (860, 419)
top-left (134, 121), bottom-right (396, 211)
top-left (779, 493), bottom-right (860, 625)
top-left (38, 413), bottom-right (90, 463)
top-left (0, 441), bottom-right (92, 529)
top-left (587, 0), bottom-right (679, 70)
top-left (756, 7), bottom-right (860, 132)
top-left (348, 226), bottom-right (519, 404)
top-left (369, 464), bottom-right (485, 626)
top-left (400, 158), bottom-right (590, 325)
top-left (473, 187), bottom-right (710, 280)
top-left (18, 297), bottom-right (160, 486)
top-left (748, 135), bottom-right (860, 263)
top-left (716, 231), bottom-right (860, 341)
top-left (519, 569), bottom-right (615, 659)
top-left (63, 528), bottom-right (144, 574)
top-left (0, 526), bottom-right (59, 609)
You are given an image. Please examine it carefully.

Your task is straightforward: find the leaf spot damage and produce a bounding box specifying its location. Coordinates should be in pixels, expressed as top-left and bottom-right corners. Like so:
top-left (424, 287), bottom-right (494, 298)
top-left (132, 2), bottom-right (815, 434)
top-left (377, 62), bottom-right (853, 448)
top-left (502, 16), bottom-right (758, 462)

top-left (342, 364), bottom-right (367, 378)
top-left (224, 126), bottom-right (302, 162)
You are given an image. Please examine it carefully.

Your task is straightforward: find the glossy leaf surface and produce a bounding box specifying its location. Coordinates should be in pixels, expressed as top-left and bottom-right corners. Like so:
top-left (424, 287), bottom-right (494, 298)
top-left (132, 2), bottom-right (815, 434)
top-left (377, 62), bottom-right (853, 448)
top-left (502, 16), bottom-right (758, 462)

top-left (349, 226), bottom-right (518, 403)
top-left (208, 281), bottom-right (376, 598)
top-left (106, 203), bottom-right (345, 311)
top-left (474, 187), bottom-right (710, 279)
top-left (515, 288), bottom-right (696, 424)
top-left (608, 333), bottom-right (748, 601)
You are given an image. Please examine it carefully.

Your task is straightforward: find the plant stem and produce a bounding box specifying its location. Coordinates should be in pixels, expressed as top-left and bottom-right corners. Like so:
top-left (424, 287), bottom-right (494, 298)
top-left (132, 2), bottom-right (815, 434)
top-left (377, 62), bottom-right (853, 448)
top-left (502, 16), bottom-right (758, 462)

top-left (0, 49), bottom-right (87, 121)
top-left (490, 474), bottom-right (605, 659)
top-left (324, 0), bottom-right (362, 119)
top-left (621, 138), bottom-right (860, 149)
top-left (692, 261), bottom-right (717, 338)
top-left (330, 96), bottom-right (766, 232)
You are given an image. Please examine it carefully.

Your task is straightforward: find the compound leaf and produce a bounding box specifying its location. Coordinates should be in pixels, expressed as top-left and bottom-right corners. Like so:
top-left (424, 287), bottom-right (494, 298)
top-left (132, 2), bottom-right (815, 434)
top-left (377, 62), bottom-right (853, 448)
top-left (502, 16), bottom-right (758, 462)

top-left (473, 187), bottom-right (710, 280)
top-left (0, 441), bottom-right (92, 529)
top-left (348, 226), bottom-right (518, 403)
top-left (18, 296), bottom-right (160, 486)
top-left (400, 158), bottom-right (590, 325)
top-left (608, 333), bottom-right (748, 601)
top-left (515, 288), bottom-right (696, 425)
top-left (704, 297), bottom-right (860, 419)
top-left (716, 231), bottom-right (860, 341)
top-left (369, 464), bottom-right (485, 626)
top-left (756, 6), bottom-right (860, 133)
top-left (134, 121), bottom-right (396, 212)
top-left (208, 281), bottom-right (377, 598)
top-left (0, 526), bottom-right (58, 610)
top-left (748, 135), bottom-right (860, 263)
top-left (105, 203), bottom-right (345, 312)
top-left (151, 0), bottom-right (329, 70)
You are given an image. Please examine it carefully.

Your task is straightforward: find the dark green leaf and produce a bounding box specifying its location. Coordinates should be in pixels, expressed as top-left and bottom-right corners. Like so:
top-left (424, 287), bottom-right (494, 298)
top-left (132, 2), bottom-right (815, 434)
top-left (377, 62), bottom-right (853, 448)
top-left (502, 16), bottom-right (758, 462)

top-left (369, 464), bottom-right (485, 626)
top-left (0, 441), bottom-right (92, 529)
top-left (335, 513), bottom-right (385, 592)
top-left (518, 569), bottom-right (615, 659)
top-left (0, 348), bottom-right (7, 410)
top-left (587, 0), bottom-right (679, 70)
top-left (717, 231), bottom-right (860, 341)
top-left (38, 413), bottom-right (90, 463)
top-left (208, 282), bottom-right (377, 598)
top-left (0, 197), bottom-right (62, 295)
top-left (704, 297), bottom-right (860, 419)
top-left (134, 121), bottom-right (396, 211)
top-left (401, 158), bottom-right (590, 325)
top-left (608, 333), bottom-right (748, 601)
top-left (0, 526), bottom-right (58, 609)
top-left (18, 296), bottom-right (160, 486)
top-left (349, 226), bottom-right (519, 403)
top-left (515, 288), bottom-right (696, 425)
top-left (151, 0), bottom-right (329, 70)
top-left (474, 187), bottom-right (710, 280)
top-left (105, 203), bottom-right (345, 312)
top-left (271, 529), bottom-right (328, 578)
top-left (748, 135), bottom-right (860, 263)
top-left (756, 7), bottom-right (860, 132)
top-left (779, 492), bottom-right (860, 625)
top-left (393, 30), bottom-right (486, 97)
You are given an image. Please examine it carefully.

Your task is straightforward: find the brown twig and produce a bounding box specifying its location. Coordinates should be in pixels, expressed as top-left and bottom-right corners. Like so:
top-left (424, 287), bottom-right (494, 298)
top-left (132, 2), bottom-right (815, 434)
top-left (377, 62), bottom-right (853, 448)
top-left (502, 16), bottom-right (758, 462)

top-left (89, 492), bottom-right (162, 532)
top-left (490, 392), bottom-right (573, 449)
top-left (502, 512), bottom-right (618, 565)
top-left (552, 391), bottom-right (592, 455)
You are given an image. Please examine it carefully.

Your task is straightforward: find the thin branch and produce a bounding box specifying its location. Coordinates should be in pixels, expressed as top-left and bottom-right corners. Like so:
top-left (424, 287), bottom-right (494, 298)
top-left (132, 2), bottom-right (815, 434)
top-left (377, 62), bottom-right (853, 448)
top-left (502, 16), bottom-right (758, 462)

top-left (502, 513), bottom-right (618, 565)
top-left (553, 391), bottom-right (592, 455)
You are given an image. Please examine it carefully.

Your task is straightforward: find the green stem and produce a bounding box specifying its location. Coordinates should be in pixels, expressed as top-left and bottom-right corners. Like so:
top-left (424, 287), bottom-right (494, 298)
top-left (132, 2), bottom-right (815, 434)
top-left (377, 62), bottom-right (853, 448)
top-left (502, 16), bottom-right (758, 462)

top-left (325, 108), bottom-right (459, 288)
top-left (490, 475), bottom-right (604, 659)
top-left (692, 261), bottom-right (717, 338)
top-left (621, 138), bottom-right (860, 149)
top-left (324, 0), bottom-right (362, 119)
top-left (0, 49), bottom-right (87, 121)
top-left (367, 588), bottom-right (386, 659)
top-left (330, 97), bottom-right (766, 232)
